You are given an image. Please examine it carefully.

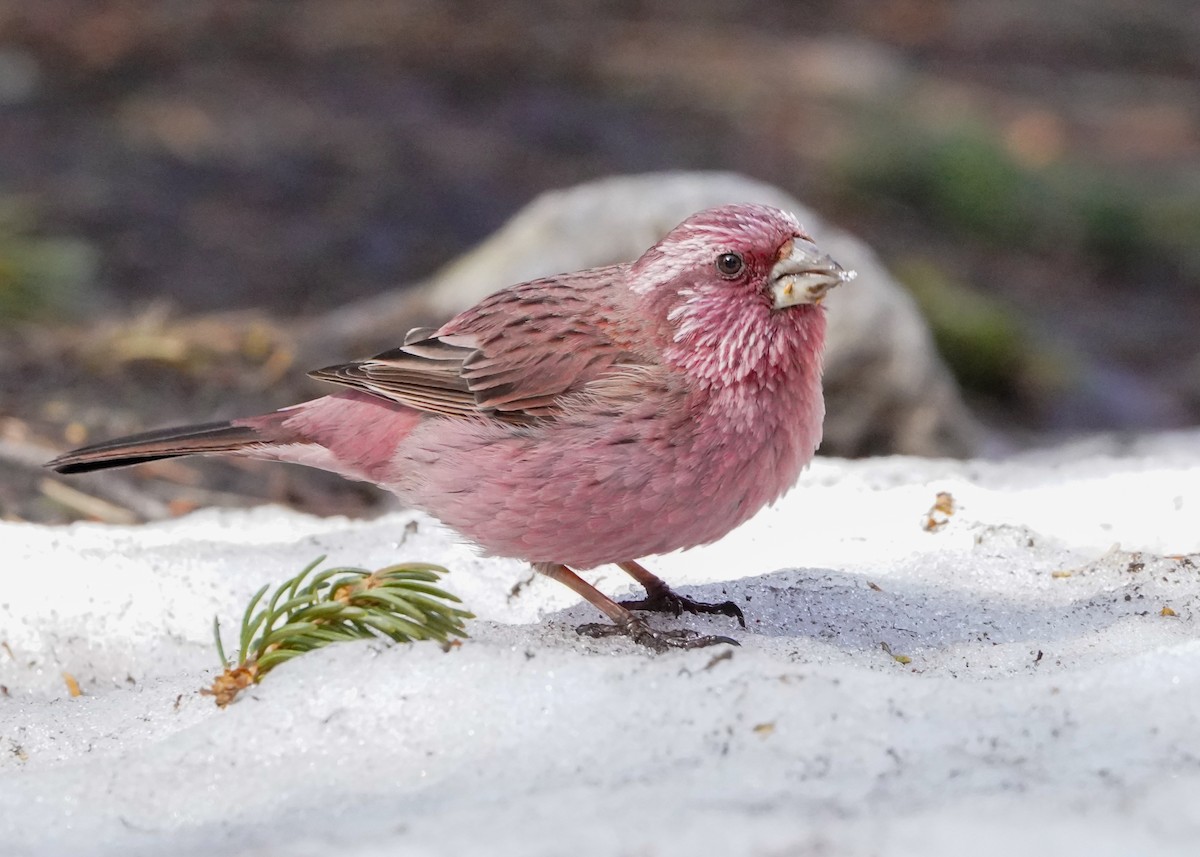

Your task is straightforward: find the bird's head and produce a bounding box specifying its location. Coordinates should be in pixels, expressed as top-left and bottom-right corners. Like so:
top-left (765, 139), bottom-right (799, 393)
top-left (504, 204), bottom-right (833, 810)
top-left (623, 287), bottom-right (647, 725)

top-left (628, 203), bottom-right (855, 384)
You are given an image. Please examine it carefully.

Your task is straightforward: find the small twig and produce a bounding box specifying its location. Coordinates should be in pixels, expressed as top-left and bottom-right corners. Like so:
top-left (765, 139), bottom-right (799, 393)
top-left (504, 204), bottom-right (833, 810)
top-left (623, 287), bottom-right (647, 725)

top-left (39, 478), bottom-right (139, 525)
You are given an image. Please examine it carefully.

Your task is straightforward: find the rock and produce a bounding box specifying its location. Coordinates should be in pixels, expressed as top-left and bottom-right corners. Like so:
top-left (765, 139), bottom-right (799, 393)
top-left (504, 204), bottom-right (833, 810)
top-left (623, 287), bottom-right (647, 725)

top-left (312, 172), bottom-right (982, 457)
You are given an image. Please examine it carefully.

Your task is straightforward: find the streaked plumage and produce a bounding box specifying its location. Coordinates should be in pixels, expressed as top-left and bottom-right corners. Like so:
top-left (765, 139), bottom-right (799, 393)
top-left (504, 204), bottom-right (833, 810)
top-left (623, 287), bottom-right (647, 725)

top-left (50, 204), bottom-right (853, 650)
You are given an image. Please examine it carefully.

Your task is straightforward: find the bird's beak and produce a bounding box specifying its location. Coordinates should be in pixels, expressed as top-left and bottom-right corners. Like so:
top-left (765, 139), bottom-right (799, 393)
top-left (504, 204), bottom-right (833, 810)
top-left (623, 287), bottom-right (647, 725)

top-left (770, 238), bottom-right (856, 309)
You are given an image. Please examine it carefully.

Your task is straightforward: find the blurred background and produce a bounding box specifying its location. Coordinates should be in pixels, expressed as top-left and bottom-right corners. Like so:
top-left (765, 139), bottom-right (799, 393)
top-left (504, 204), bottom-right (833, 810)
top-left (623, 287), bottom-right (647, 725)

top-left (1, 0), bottom-right (1198, 522)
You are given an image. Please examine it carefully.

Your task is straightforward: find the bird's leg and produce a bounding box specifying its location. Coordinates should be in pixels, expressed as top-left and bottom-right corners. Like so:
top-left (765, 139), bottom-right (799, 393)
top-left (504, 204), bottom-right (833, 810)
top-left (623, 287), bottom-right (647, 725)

top-left (616, 560), bottom-right (746, 628)
top-left (534, 563), bottom-right (737, 652)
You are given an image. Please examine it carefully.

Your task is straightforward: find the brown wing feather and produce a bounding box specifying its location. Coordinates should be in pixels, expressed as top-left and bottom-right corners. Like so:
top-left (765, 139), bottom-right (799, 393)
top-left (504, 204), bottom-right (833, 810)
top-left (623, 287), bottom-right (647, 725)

top-left (310, 266), bottom-right (644, 422)
top-left (308, 342), bottom-right (481, 420)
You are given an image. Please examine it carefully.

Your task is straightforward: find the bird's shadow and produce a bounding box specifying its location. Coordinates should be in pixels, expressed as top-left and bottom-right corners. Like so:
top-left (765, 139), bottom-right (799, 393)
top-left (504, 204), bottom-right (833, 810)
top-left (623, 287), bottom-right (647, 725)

top-left (534, 558), bottom-right (1172, 662)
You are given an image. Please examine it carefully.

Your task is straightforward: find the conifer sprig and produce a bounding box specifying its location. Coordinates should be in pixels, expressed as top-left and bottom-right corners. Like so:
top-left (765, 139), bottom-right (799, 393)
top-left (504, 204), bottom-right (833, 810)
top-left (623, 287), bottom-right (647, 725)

top-left (205, 556), bottom-right (471, 706)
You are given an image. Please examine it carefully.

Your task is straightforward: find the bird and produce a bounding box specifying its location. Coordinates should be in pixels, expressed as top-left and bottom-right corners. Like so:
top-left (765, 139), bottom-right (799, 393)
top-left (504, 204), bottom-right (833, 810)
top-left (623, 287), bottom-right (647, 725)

top-left (48, 203), bottom-right (854, 651)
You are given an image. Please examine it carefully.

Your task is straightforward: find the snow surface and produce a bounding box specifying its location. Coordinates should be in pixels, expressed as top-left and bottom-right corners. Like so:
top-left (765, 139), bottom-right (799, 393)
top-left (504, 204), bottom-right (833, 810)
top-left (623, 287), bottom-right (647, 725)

top-left (3, 431), bottom-right (1200, 856)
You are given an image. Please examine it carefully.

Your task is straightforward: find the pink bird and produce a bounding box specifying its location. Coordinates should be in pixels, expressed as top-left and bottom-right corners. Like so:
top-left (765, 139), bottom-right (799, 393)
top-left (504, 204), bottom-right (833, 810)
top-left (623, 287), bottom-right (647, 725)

top-left (49, 204), bottom-right (854, 650)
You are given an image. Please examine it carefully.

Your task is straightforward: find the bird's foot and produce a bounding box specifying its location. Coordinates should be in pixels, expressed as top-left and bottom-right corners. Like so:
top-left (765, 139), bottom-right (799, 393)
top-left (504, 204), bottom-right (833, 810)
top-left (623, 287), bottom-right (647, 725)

top-left (619, 586), bottom-right (746, 628)
top-left (576, 615), bottom-right (739, 652)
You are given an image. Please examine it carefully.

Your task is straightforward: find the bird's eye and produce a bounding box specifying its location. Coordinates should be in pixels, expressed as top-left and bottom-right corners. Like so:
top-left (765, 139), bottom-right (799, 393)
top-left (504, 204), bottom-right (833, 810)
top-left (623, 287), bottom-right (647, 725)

top-left (715, 252), bottom-right (745, 278)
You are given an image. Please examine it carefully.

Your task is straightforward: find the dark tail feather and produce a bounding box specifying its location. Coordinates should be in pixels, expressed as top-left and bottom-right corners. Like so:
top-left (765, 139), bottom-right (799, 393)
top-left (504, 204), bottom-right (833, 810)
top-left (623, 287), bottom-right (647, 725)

top-left (47, 421), bottom-right (266, 474)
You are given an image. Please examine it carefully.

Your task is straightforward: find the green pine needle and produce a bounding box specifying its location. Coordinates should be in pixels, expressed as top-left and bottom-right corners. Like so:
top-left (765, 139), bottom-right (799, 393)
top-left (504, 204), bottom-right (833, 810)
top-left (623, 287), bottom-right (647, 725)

top-left (205, 555), bottom-right (472, 706)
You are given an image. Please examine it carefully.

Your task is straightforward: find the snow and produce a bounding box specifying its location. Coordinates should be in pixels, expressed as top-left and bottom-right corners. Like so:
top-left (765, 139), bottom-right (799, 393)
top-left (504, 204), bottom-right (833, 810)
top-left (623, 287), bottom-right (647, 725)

top-left (3, 431), bottom-right (1200, 856)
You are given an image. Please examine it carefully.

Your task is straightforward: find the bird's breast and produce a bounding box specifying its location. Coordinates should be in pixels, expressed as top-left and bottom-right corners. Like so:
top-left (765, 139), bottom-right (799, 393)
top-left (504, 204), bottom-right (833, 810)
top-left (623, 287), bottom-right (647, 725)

top-left (396, 352), bottom-right (824, 569)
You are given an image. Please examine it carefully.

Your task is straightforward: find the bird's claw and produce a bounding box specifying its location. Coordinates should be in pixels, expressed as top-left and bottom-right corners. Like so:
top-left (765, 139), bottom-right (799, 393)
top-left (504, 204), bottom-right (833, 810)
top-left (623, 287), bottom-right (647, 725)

top-left (576, 616), bottom-right (739, 652)
top-left (619, 587), bottom-right (747, 628)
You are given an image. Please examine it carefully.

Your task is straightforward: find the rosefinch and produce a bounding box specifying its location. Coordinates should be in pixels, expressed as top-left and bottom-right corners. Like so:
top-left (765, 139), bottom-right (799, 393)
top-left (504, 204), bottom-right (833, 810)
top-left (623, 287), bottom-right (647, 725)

top-left (49, 204), bottom-right (853, 650)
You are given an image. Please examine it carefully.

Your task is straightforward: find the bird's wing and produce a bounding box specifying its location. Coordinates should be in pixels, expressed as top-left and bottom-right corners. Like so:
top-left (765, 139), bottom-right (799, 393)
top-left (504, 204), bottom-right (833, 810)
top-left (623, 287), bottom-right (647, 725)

top-left (309, 268), bottom-right (644, 422)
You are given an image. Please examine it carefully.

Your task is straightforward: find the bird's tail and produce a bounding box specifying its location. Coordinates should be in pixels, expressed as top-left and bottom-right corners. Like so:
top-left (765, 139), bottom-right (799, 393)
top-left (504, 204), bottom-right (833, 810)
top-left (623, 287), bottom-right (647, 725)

top-left (47, 391), bottom-right (423, 484)
top-left (46, 420), bottom-right (268, 474)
